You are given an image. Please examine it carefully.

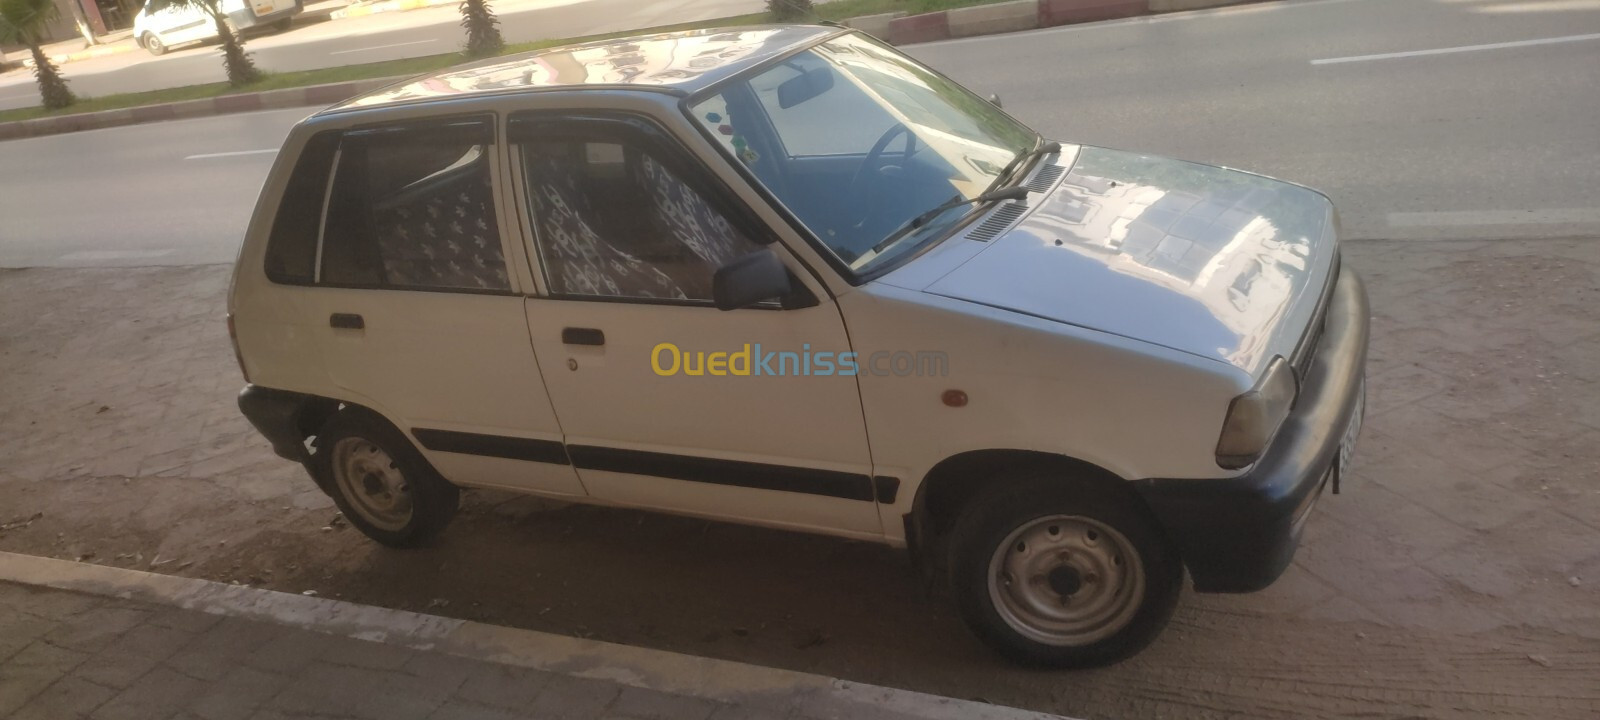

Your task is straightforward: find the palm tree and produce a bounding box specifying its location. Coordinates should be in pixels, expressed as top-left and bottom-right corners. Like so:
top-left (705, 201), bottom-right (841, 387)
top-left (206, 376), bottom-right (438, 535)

top-left (459, 0), bottom-right (503, 58)
top-left (0, 0), bottom-right (77, 109)
top-left (171, 0), bottom-right (261, 86)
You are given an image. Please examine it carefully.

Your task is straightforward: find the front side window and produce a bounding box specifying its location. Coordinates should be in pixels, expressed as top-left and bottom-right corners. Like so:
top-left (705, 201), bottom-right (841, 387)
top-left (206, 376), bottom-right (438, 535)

top-left (316, 117), bottom-right (510, 292)
top-left (689, 32), bottom-right (1038, 278)
top-left (517, 132), bottom-right (760, 302)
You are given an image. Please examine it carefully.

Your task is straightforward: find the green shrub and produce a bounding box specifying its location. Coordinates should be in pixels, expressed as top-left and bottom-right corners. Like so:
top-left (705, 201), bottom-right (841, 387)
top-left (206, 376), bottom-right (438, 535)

top-left (767, 0), bottom-right (815, 21)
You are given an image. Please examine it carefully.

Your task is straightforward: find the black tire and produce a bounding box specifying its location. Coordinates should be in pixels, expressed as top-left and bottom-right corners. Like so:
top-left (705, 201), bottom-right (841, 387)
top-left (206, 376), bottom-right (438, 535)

top-left (143, 33), bottom-right (167, 56)
top-left (271, 17), bottom-right (293, 32)
top-left (312, 409), bottom-right (459, 548)
top-left (947, 474), bottom-right (1182, 668)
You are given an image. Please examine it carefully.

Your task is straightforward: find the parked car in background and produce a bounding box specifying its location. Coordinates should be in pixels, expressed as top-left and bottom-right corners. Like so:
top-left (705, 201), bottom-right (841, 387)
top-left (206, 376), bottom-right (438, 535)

top-left (229, 25), bottom-right (1368, 668)
top-left (133, 0), bottom-right (301, 55)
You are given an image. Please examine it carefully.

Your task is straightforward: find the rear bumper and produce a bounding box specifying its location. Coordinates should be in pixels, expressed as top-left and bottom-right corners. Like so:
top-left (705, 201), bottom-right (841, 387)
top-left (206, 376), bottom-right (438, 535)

top-left (1133, 268), bottom-right (1369, 593)
top-left (238, 385), bottom-right (313, 463)
top-left (232, 0), bottom-right (302, 28)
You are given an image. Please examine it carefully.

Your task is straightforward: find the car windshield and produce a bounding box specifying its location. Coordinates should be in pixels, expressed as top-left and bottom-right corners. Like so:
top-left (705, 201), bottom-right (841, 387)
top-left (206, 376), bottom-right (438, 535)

top-left (689, 32), bottom-right (1039, 278)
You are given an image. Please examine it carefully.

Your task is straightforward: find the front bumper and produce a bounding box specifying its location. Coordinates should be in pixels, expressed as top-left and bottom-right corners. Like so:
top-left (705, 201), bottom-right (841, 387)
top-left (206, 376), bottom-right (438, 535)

top-left (1133, 268), bottom-right (1369, 593)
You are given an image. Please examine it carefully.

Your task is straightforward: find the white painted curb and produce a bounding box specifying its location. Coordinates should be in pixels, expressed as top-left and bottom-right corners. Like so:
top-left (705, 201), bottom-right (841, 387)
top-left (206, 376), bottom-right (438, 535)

top-left (0, 551), bottom-right (1069, 719)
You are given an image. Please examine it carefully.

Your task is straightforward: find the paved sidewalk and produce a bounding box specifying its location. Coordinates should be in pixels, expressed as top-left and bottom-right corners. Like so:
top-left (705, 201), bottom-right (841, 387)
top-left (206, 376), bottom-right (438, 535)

top-left (0, 553), bottom-right (1061, 720)
top-left (0, 241), bottom-right (1598, 718)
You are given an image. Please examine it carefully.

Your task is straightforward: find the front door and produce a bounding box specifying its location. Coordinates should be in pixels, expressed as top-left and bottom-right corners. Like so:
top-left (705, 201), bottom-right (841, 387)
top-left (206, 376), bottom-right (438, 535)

top-left (295, 115), bottom-right (584, 498)
top-left (508, 113), bottom-right (882, 537)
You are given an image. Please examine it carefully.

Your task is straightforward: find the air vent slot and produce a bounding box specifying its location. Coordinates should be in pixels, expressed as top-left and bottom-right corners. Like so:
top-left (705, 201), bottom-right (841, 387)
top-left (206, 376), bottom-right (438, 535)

top-left (1026, 163), bottom-right (1064, 193)
top-left (967, 203), bottom-right (1028, 242)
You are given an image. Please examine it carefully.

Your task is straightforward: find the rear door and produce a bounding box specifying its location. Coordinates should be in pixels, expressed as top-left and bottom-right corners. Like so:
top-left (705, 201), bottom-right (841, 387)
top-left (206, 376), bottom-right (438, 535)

top-left (275, 115), bottom-right (585, 498)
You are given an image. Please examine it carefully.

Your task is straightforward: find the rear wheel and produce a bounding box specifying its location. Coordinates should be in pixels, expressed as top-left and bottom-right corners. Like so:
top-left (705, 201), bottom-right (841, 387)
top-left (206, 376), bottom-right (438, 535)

top-left (313, 410), bottom-right (458, 547)
top-left (142, 33), bottom-right (166, 56)
top-left (948, 474), bottom-right (1182, 667)
top-left (271, 17), bottom-right (293, 32)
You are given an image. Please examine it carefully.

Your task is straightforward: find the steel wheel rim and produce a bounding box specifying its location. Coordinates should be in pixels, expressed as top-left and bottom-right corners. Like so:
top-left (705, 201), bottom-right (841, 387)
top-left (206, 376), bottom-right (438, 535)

top-left (331, 437), bottom-right (412, 532)
top-left (987, 515), bottom-right (1145, 646)
top-left (147, 35), bottom-right (163, 52)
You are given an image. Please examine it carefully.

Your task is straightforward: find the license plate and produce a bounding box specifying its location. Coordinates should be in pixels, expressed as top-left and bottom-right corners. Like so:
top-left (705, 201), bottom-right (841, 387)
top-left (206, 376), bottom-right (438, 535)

top-left (1338, 379), bottom-right (1365, 471)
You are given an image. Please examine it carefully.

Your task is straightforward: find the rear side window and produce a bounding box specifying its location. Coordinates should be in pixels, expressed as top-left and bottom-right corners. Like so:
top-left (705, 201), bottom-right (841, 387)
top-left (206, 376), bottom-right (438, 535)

top-left (262, 116), bottom-right (511, 293)
top-left (263, 131), bottom-right (339, 284)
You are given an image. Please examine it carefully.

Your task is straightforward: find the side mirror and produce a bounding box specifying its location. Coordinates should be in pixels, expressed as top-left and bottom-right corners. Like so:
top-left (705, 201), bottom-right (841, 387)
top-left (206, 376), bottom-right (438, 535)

top-left (713, 248), bottom-right (793, 311)
top-left (988, 93), bottom-right (1003, 108)
top-left (777, 67), bottom-right (836, 109)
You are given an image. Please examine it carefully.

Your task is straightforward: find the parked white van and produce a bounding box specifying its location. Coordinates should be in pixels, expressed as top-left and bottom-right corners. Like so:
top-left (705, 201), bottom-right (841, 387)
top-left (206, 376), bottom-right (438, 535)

top-left (133, 0), bottom-right (301, 55)
top-left (229, 26), bottom-right (1368, 667)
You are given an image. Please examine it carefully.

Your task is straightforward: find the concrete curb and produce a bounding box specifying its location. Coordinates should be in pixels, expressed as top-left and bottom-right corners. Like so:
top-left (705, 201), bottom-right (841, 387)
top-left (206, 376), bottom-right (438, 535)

top-left (332, 0), bottom-right (452, 20)
top-left (0, 75), bottom-right (403, 141)
top-left (0, 0), bottom-right (1257, 142)
top-left (884, 0), bottom-right (1249, 45)
top-left (45, 39), bottom-right (140, 65)
top-left (0, 551), bottom-right (1068, 720)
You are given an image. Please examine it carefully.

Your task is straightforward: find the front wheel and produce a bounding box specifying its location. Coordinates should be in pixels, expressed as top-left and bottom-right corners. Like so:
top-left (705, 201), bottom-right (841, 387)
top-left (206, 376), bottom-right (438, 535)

top-left (143, 33), bottom-right (167, 56)
top-left (312, 410), bottom-right (459, 547)
top-left (948, 475), bottom-right (1182, 668)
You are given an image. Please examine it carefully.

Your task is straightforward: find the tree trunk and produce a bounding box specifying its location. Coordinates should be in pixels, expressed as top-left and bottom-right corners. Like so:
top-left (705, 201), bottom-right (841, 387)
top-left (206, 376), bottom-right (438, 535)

top-left (211, 12), bottom-right (261, 87)
top-left (458, 0), bottom-right (503, 58)
top-left (69, 0), bottom-right (99, 45)
top-left (27, 43), bottom-right (76, 110)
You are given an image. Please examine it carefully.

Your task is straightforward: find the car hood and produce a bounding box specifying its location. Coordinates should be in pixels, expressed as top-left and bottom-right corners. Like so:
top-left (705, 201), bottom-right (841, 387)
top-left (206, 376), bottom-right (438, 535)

top-left (919, 146), bottom-right (1338, 377)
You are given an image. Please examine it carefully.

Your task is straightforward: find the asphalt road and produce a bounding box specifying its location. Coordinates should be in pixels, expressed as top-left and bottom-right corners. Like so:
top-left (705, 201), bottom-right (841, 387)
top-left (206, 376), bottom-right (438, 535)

top-left (0, 0), bottom-right (768, 112)
top-left (1, 0), bottom-right (1598, 268)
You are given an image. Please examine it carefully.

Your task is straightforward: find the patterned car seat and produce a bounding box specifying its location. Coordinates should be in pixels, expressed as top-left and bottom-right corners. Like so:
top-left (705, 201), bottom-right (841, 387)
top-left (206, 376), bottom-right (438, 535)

top-left (631, 153), bottom-right (758, 285)
top-left (523, 146), bottom-right (689, 300)
top-left (371, 154), bottom-right (510, 291)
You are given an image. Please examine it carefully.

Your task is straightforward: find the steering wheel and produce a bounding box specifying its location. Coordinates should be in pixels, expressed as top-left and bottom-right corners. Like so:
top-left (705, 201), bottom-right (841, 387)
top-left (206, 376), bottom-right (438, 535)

top-left (842, 123), bottom-right (917, 230)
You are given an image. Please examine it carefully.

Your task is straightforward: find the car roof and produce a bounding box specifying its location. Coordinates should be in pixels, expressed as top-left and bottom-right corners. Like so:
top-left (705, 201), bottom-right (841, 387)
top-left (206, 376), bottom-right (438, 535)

top-left (323, 25), bottom-right (842, 114)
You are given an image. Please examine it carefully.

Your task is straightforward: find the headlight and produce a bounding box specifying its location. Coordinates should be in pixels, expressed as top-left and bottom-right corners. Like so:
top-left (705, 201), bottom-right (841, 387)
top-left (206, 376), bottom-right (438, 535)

top-left (1215, 357), bottom-right (1298, 469)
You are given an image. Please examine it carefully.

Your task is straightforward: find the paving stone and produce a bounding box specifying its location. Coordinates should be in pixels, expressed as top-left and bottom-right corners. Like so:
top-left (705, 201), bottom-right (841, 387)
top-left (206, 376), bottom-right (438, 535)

top-left (166, 618), bottom-right (285, 681)
top-left (606, 686), bottom-right (722, 720)
top-left (90, 667), bottom-right (208, 720)
top-left (427, 701), bottom-right (539, 720)
top-left (1, 640), bottom-right (92, 715)
top-left (524, 675), bottom-right (620, 719)
top-left (319, 635), bottom-right (417, 670)
top-left (10, 674), bottom-right (119, 720)
top-left (40, 605), bottom-right (151, 653)
top-left (75, 620), bottom-right (200, 688)
top-left (242, 628), bottom-right (343, 676)
top-left (187, 667), bottom-right (295, 720)
top-left (148, 606), bottom-right (226, 634)
top-left (451, 665), bottom-right (551, 711)
top-left (0, 583), bottom-right (102, 621)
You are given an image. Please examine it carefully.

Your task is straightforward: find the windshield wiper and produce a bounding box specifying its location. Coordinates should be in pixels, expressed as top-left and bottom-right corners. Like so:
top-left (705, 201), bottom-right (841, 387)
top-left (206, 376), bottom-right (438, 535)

top-left (985, 139), bottom-right (1062, 196)
top-left (871, 185), bottom-right (1031, 254)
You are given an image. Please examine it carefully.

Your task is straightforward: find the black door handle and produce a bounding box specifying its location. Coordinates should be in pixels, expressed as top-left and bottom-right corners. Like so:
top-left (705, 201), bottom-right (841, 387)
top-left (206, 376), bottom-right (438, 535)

top-left (562, 327), bottom-right (604, 346)
top-left (330, 313), bottom-right (365, 330)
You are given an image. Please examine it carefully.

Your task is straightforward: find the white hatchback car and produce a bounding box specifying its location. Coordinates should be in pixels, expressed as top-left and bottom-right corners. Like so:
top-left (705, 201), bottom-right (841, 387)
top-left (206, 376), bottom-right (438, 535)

top-left (230, 26), bottom-right (1368, 667)
top-left (133, 0), bottom-right (301, 55)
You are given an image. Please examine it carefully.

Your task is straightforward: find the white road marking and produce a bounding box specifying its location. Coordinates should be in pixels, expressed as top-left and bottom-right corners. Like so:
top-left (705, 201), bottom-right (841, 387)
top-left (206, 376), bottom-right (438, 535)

top-left (1312, 32), bottom-right (1600, 65)
top-left (185, 149), bottom-right (279, 160)
top-left (328, 39), bottom-right (439, 55)
top-left (58, 249), bottom-right (176, 261)
top-left (1388, 209), bottom-right (1600, 227)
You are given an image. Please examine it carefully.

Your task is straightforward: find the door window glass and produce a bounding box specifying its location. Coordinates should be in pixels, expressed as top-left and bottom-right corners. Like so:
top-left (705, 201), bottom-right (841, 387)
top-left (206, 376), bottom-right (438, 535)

top-left (319, 118), bottom-right (510, 292)
top-left (519, 138), bottom-right (759, 302)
